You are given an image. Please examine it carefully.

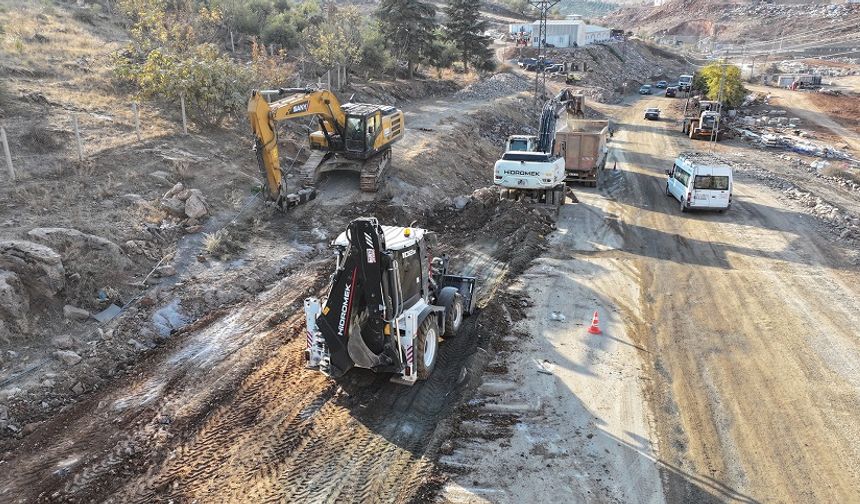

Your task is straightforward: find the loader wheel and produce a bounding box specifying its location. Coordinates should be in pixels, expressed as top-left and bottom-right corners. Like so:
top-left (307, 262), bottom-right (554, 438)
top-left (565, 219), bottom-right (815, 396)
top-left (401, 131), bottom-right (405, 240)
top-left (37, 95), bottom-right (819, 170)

top-left (416, 316), bottom-right (439, 380)
top-left (443, 293), bottom-right (464, 339)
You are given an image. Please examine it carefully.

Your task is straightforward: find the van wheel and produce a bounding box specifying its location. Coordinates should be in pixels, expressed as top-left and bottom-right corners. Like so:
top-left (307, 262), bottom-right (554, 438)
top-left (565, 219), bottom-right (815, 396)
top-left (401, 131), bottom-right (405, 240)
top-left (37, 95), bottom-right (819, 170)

top-left (415, 316), bottom-right (439, 380)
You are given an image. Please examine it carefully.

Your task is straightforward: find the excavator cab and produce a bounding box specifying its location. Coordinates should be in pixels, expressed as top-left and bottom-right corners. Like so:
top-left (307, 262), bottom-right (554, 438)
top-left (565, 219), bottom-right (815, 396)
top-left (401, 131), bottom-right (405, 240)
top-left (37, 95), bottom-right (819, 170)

top-left (345, 114), bottom-right (368, 154)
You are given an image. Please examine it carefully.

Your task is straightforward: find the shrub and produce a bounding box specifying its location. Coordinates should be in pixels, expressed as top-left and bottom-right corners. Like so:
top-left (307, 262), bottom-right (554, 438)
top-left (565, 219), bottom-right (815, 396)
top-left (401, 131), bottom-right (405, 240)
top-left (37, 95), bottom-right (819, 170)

top-left (115, 44), bottom-right (252, 127)
top-left (262, 12), bottom-right (298, 49)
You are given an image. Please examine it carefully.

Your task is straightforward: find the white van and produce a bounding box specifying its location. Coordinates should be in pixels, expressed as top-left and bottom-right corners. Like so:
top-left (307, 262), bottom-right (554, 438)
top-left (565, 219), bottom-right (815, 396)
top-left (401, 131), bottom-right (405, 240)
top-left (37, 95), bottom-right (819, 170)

top-left (665, 153), bottom-right (732, 212)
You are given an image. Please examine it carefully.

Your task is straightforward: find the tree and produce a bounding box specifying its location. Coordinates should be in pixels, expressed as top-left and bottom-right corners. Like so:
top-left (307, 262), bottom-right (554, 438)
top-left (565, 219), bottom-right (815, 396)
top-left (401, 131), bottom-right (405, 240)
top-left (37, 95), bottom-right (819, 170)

top-left (376, 0), bottom-right (437, 79)
top-left (308, 6), bottom-right (363, 83)
top-left (698, 62), bottom-right (746, 108)
top-left (442, 0), bottom-right (493, 72)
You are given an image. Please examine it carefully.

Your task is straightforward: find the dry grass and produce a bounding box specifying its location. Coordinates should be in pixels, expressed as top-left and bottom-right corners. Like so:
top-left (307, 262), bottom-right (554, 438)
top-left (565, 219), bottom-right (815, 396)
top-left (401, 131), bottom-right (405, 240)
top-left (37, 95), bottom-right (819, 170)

top-left (21, 125), bottom-right (65, 151)
top-left (202, 228), bottom-right (244, 259)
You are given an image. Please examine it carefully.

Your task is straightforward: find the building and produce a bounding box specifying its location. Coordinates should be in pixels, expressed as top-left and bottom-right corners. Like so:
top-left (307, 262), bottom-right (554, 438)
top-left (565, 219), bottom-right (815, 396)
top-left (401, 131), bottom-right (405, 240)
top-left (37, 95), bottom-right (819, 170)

top-left (585, 25), bottom-right (611, 44)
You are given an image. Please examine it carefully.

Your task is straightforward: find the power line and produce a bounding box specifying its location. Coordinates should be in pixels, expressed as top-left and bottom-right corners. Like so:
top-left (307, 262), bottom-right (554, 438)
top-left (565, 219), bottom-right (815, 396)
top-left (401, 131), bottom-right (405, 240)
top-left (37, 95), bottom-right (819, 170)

top-left (528, 0), bottom-right (560, 103)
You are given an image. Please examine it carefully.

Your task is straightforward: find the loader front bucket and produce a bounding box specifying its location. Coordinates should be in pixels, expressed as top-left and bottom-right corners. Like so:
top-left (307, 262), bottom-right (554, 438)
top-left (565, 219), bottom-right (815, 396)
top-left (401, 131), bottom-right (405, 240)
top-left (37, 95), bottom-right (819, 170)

top-left (441, 275), bottom-right (478, 315)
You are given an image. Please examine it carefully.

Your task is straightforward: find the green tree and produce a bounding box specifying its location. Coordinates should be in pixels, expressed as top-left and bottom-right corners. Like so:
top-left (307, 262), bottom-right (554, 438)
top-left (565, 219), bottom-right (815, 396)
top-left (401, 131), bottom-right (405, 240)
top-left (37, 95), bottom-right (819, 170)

top-left (699, 63), bottom-right (746, 108)
top-left (308, 6), bottom-right (363, 83)
top-left (442, 0), bottom-right (493, 72)
top-left (376, 0), bottom-right (437, 79)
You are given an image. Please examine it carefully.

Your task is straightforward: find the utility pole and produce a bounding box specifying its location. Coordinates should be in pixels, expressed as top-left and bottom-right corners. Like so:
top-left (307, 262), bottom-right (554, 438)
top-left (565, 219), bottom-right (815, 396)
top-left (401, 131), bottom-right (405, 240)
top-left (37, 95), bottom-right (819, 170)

top-left (528, 0), bottom-right (560, 103)
top-left (710, 54), bottom-right (727, 152)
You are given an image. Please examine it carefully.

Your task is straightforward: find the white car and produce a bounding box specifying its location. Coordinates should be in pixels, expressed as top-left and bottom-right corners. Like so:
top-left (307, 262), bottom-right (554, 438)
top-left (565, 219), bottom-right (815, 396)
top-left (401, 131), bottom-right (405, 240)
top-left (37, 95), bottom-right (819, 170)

top-left (666, 153), bottom-right (732, 212)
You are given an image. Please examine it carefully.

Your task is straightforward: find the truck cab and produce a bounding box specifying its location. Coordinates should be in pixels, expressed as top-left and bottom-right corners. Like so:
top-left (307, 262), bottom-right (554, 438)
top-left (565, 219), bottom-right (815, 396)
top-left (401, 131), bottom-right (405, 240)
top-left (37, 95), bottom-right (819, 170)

top-left (678, 74), bottom-right (694, 91)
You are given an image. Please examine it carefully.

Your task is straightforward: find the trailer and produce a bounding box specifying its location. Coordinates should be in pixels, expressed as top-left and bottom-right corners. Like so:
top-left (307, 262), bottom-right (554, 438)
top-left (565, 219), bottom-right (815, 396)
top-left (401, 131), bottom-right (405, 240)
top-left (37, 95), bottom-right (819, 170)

top-left (554, 120), bottom-right (609, 188)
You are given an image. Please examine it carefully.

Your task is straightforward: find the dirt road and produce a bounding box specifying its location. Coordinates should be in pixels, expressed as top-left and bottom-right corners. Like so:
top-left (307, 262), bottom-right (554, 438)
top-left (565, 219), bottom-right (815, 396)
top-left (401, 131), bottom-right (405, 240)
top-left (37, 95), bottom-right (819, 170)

top-left (611, 97), bottom-right (860, 502)
top-left (440, 95), bottom-right (860, 503)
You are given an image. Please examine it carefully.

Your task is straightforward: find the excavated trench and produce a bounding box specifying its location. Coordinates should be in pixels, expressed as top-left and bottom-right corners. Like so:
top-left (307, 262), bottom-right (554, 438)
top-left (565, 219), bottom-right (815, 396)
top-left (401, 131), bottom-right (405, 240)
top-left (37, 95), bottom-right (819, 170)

top-left (0, 192), bottom-right (554, 503)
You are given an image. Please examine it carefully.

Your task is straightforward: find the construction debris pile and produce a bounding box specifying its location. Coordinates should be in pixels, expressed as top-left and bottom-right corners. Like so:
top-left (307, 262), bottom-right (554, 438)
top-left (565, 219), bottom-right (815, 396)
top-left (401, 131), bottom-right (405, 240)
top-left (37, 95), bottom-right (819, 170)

top-left (730, 94), bottom-right (854, 162)
top-left (454, 73), bottom-right (532, 102)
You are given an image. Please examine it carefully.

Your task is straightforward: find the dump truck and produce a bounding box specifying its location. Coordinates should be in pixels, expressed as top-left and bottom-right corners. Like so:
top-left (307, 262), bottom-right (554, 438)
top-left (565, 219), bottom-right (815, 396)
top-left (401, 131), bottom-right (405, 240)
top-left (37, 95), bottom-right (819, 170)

top-left (554, 119), bottom-right (609, 188)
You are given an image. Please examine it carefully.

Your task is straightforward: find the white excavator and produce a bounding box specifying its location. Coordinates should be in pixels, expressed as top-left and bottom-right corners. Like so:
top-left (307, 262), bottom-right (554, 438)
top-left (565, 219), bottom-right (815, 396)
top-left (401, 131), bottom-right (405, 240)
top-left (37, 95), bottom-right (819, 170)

top-left (493, 90), bottom-right (578, 208)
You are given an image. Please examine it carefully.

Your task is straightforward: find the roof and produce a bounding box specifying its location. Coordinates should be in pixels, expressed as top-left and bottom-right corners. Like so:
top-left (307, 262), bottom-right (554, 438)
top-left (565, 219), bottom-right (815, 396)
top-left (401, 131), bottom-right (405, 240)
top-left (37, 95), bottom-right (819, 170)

top-left (532, 19), bottom-right (585, 26)
top-left (586, 25), bottom-right (609, 33)
top-left (333, 225), bottom-right (426, 251)
top-left (677, 152), bottom-right (732, 171)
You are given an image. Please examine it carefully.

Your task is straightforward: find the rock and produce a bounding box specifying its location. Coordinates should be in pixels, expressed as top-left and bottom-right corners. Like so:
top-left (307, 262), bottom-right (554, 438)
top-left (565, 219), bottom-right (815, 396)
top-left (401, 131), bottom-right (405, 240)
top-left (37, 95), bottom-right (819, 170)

top-left (52, 334), bottom-right (75, 349)
top-left (185, 225), bottom-right (203, 234)
top-left (160, 197), bottom-right (187, 218)
top-left (0, 240), bottom-right (65, 297)
top-left (127, 338), bottom-right (147, 351)
top-left (163, 182), bottom-right (185, 199)
top-left (63, 304), bottom-right (90, 321)
top-left (184, 194), bottom-right (208, 220)
top-left (53, 349), bottom-right (82, 366)
top-left (0, 270), bottom-right (29, 323)
top-left (0, 405), bottom-right (7, 421)
top-left (27, 228), bottom-right (130, 271)
top-left (453, 196), bottom-right (470, 210)
top-left (70, 381), bottom-right (85, 395)
top-left (155, 265), bottom-right (176, 277)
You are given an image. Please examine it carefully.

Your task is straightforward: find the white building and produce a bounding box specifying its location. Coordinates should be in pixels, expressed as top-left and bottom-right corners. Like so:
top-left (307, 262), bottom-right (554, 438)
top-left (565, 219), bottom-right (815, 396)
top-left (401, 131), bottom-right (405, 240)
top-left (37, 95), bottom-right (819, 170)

top-left (585, 25), bottom-right (611, 44)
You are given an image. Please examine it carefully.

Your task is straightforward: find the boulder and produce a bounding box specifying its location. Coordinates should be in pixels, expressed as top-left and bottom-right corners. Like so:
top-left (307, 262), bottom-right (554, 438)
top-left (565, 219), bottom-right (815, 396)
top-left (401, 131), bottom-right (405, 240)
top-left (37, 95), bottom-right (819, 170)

top-left (163, 182), bottom-right (185, 200)
top-left (160, 197), bottom-right (187, 218)
top-left (0, 270), bottom-right (29, 322)
top-left (53, 349), bottom-right (82, 366)
top-left (27, 228), bottom-right (126, 261)
top-left (0, 241), bottom-right (65, 297)
top-left (184, 193), bottom-right (208, 220)
top-left (63, 304), bottom-right (90, 321)
top-left (52, 334), bottom-right (75, 350)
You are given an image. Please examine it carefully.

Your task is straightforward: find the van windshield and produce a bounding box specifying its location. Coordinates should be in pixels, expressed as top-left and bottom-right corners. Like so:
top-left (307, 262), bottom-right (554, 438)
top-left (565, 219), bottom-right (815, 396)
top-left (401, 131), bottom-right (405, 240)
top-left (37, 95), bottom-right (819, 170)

top-left (694, 175), bottom-right (730, 190)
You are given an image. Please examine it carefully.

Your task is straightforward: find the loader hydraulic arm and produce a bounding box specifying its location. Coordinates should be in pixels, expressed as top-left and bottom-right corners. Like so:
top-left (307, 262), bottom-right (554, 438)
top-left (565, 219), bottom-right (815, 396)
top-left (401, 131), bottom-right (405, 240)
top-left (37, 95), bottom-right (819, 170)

top-left (247, 88), bottom-right (349, 205)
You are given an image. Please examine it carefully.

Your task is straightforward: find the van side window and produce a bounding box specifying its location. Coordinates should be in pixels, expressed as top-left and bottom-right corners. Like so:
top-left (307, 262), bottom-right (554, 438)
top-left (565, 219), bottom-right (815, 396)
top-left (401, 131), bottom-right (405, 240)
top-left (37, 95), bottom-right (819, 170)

top-left (674, 168), bottom-right (689, 186)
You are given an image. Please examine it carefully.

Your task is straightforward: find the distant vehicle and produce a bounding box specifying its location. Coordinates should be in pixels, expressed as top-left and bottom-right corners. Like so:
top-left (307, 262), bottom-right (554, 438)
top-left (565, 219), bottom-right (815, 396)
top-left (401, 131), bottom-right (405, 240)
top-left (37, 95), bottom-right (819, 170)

top-left (644, 108), bottom-right (660, 120)
top-left (639, 84), bottom-right (653, 95)
top-left (666, 152), bottom-right (732, 212)
top-left (655, 81), bottom-right (668, 89)
top-left (665, 86), bottom-right (678, 97)
top-left (518, 58), bottom-right (537, 68)
top-left (546, 63), bottom-right (565, 74)
top-left (678, 74), bottom-right (694, 91)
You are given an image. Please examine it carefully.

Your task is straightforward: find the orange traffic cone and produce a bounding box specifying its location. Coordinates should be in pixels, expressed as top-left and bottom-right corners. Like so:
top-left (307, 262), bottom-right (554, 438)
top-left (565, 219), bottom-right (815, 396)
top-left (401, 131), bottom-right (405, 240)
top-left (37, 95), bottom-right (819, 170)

top-left (587, 310), bottom-right (602, 335)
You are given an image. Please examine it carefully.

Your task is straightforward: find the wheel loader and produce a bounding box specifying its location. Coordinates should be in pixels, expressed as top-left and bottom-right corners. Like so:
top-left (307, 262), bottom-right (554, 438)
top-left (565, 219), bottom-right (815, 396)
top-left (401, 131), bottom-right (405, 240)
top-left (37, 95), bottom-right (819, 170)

top-left (304, 218), bottom-right (477, 385)
top-left (248, 88), bottom-right (405, 208)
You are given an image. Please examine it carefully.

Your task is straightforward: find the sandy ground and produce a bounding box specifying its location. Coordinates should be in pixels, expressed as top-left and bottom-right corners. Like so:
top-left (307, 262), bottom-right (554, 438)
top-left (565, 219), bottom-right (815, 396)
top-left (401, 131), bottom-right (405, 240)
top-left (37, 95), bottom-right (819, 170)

top-left (440, 91), bottom-right (860, 503)
top-left (437, 186), bottom-right (665, 504)
top-left (748, 84), bottom-right (860, 153)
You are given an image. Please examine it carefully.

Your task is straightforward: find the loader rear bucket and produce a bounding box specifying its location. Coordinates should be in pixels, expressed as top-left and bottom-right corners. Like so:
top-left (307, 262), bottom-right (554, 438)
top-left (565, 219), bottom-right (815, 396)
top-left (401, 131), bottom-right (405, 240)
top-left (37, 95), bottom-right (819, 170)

top-left (442, 275), bottom-right (477, 315)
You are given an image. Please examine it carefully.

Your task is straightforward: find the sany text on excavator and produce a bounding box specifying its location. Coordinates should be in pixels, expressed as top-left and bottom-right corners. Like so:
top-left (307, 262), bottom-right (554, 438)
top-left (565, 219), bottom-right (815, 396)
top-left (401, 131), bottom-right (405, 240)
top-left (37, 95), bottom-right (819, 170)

top-left (304, 218), bottom-right (477, 385)
top-left (248, 88), bottom-right (405, 207)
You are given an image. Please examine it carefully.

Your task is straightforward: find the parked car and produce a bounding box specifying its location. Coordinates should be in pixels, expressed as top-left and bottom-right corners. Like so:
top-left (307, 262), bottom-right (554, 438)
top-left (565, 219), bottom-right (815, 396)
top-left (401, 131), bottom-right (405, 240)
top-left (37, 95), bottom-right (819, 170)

top-left (644, 108), bottom-right (661, 120)
top-left (639, 84), bottom-right (653, 95)
top-left (655, 81), bottom-right (668, 89)
top-left (518, 58), bottom-right (537, 68)
top-left (665, 86), bottom-right (678, 98)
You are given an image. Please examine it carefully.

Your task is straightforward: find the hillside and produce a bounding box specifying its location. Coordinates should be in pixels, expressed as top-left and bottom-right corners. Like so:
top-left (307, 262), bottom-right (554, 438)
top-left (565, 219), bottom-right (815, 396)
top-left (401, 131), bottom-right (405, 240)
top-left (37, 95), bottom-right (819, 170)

top-left (602, 0), bottom-right (860, 49)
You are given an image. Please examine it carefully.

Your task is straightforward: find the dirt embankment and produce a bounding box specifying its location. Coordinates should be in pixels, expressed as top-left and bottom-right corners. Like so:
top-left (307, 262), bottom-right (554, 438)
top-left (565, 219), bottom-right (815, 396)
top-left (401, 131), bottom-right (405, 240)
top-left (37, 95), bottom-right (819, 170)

top-left (510, 40), bottom-right (688, 103)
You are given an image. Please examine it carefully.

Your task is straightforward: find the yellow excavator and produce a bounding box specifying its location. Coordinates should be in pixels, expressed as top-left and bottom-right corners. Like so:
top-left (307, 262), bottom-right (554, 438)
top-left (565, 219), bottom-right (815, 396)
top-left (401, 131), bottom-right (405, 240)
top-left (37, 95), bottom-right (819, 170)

top-left (248, 88), bottom-right (405, 207)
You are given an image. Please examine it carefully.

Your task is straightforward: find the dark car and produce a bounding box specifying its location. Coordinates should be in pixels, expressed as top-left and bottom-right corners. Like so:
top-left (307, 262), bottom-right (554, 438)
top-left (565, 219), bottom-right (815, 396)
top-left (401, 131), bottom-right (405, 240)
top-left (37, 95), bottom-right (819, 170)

top-left (639, 84), bottom-right (653, 95)
top-left (656, 81), bottom-right (668, 89)
top-left (644, 108), bottom-right (661, 120)
top-left (665, 86), bottom-right (678, 97)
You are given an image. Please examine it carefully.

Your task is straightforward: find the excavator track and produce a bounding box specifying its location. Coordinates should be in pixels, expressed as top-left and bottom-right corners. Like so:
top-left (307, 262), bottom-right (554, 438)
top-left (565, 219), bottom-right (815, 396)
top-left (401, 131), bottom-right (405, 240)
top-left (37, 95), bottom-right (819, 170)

top-left (298, 151), bottom-right (328, 187)
top-left (359, 149), bottom-right (391, 193)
